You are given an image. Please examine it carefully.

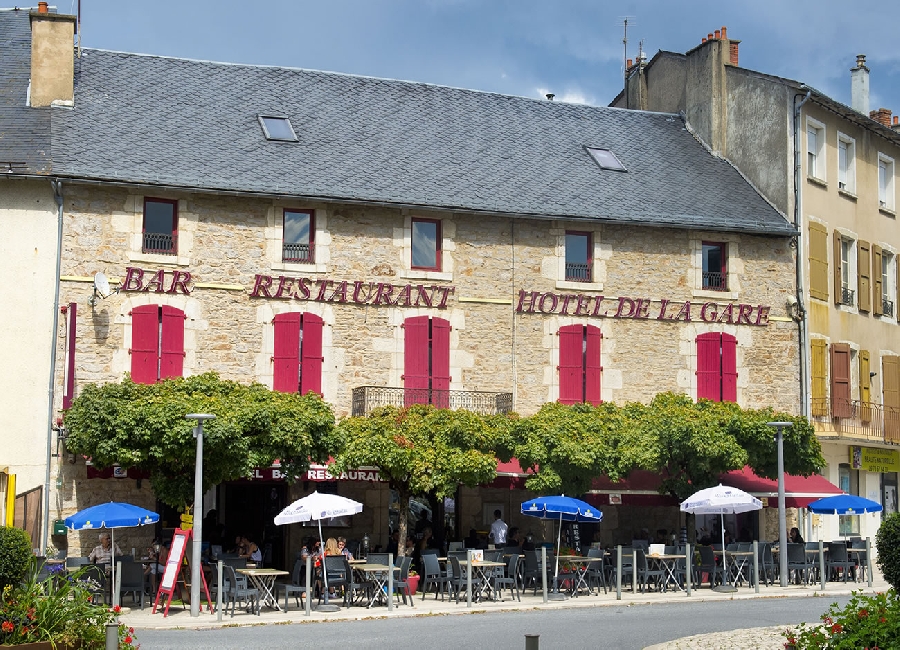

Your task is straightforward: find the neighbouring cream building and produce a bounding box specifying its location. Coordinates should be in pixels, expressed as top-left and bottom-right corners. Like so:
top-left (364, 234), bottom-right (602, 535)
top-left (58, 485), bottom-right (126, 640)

top-left (613, 25), bottom-right (900, 542)
top-left (3, 8), bottom-right (809, 563)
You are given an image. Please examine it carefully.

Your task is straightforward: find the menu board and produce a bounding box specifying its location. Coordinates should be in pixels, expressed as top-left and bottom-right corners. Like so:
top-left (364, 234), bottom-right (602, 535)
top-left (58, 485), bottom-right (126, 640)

top-left (160, 531), bottom-right (187, 590)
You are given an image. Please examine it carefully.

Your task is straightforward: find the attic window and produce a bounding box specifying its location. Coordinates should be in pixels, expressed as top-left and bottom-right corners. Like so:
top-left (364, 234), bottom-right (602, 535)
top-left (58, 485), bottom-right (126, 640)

top-left (586, 147), bottom-right (627, 171)
top-left (259, 115), bottom-right (298, 142)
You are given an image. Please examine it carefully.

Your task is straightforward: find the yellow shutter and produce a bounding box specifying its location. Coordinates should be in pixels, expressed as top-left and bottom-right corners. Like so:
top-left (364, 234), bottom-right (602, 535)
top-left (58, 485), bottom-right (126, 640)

top-left (858, 240), bottom-right (870, 312)
top-left (873, 245), bottom-right (883, 316)
top-left (884, 355), bottom-right (900, 443)
top-left (811, 338), bottom-right (827, 416)
top-left (808, 222), bottom-right (829, 301)
top-left (833, 229), bottom-right (843, 305)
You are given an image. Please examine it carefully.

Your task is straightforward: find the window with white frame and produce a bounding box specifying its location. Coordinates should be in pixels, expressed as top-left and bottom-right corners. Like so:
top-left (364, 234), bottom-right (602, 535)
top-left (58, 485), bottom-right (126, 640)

top-left (880, 154), bottom-right (895, 211)
top-left (884, 251), bottom-right (896, 317)
top-left (838, 133), bottom-right (856, 193)
top-left (841, 236), bottom-right (855, 306)
top-left (807, 119), bottom-right (826, 181)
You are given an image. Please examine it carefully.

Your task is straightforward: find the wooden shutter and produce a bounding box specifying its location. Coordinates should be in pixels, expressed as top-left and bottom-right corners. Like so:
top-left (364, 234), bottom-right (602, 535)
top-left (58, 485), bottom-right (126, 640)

top-left (558, 325), bottom-right (584, 404)
top-left (430, 318), bottom-right (451, 407)
top-left (860, 350), bottom-right (872, 422)
top-left (159, 306), bottom-right (185, 379)
top-left (808, 222), bottom-right (829, 301)
top-left (873, 245), bottom-right (883, 316)
top-left (584, 325), bottom-right (603, 405)
top-left (833, 229), bottom-right (843, 305)
top-left (696, 332), bottom-right (722, 401)
top-left (884, 356), bottom-right (900, 443)
top-left (130, 305), bottom-right (159, 384)
top-left (403, 316), bottom-right (430, 405)
top-left (299, 313), bottom-right (324, 396)
top-left (830, 343), bottom-right (852, 418)
top-left (897, 254), bottom-right (900, 322)
top-left (273, 312), bottom-right (301, 393)
top-left (810, 338), bottom-right (827, 416)
top-left (721, 333), bottom-right (738, 402)
top-left (858, 241), bottom-right (870, 312)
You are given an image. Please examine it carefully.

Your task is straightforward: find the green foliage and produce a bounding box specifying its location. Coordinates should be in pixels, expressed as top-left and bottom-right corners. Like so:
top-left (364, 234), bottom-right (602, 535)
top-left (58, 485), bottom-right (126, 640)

top-left (783, 590), bottom-right (900, 649)
top-left (0, 526), bottom-right (32, 591)
top-left (64, 372), bottom-right (339, 508)
top-left (877, 513), bottom-right (900, 591)
top-left (0, 560), bottom-right (137, 647)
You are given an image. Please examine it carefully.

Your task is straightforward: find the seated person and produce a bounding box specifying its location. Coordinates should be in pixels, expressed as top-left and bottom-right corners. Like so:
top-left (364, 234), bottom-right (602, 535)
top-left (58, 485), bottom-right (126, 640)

top-left (144, 543), bottom-right (168, 593)
top-left (337, 537), bottom-right (354, 561)
top-left (505, 527), bottom-right (521, 550)
top-left (788, 527), bottom-right (804, 544)
top-left (88, 532), bottom-right (122, 565)
top-left (238, 535), bottom-right (262, 564)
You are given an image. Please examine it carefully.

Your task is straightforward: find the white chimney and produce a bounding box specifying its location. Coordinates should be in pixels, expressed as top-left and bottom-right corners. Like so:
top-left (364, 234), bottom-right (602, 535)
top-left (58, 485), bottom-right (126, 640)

top-left (851, 54), bottom-right (869, 115)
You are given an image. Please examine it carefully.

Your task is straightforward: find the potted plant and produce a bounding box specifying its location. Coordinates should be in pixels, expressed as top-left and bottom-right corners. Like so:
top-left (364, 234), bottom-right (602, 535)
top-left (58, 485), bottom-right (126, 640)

top-left (406, 569), bottom-right (420, 595)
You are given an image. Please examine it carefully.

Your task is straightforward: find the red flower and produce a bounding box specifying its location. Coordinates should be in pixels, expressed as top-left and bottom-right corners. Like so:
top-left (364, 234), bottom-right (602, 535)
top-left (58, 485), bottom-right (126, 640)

top-left (1, 621), bottom-right (14, 633)
top-left (124, 635), bottom-right (133, 644)
top-left (129, 627), bottom-right (135, 633)
top-left (880, 617), bottom-right (887, 623)
top-left (113, 605), bottom-right (121, 613)
top-left (831, 623), bottom-right (842, 634)
top-left (859, 609), bottom-right (869, 617)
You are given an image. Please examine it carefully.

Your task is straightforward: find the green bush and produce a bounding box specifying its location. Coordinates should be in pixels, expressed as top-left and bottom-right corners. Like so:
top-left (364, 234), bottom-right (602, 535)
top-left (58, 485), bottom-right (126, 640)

top-left (0, 525), bottom-right (32, 590)
top-left (783, 590), bottom-right (900, 649)
top-left (877, 512), bottom-right (900, 591)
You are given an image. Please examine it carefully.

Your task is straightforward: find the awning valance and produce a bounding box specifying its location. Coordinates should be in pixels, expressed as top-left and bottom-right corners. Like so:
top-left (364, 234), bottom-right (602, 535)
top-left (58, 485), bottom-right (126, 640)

top-left (719, 466), bottom-right (842, 508)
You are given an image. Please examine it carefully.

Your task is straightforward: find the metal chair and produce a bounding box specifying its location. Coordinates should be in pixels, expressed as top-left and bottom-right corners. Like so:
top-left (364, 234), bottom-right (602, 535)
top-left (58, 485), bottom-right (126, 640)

top-left (276, 558), bottom-right (310, 611)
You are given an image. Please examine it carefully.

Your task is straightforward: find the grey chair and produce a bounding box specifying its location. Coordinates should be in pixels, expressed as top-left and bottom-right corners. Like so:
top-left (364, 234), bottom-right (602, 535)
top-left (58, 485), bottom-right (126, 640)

top-left (118, 560), bottom-right (146, 609)
top-left (635, 549), bottom-right (665, 593)
top-left (826, 541), bottom-right (854, 582)
top-left (66, 556), bottom-right (90, 570)
top-left (319, 555), bottom-right (348, 605)
top-left (492, 553), bottom-right (521, 601)
top-left (420, 553), bottom-right (449, 600)
top-left (446, 556), bottom-right (467, 602)
top-left (222, 565), bottom-right (259, 617)
top-left (276, 558), bottom-right (310, 611)
top-left (695, 546), bottom-right (722, 588)
top-left (391, 556), bottom-right (415, 607)
top-left (757, 542), bottom-right (776, 587)
top-left (607, 547), bottom-right (635, 589)
top-left (786, 543), bottom-right (810, 584)
top-left (586, 547), bottom-right (607, 594)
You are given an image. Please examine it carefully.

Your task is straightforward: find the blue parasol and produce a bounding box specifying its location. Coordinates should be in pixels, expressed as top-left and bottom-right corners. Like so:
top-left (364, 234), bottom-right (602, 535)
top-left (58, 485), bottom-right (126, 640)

top-left (807, 494), bottom-right (883, 515)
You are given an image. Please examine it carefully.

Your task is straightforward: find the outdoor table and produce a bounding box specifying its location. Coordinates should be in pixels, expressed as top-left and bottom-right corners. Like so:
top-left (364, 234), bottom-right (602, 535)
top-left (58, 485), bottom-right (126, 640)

top-left (556, 555), bottom-right (600, 596)
top-left (236, 568), bottom-right (289, 611)
top-left (458, 560), bottom-right (505, 602)
top-left (713, 550), bottom-right (754, 587)
top-left (645, 553), bottom-right (683, 592)
top-left (351, 562), bottom-right (395, 608)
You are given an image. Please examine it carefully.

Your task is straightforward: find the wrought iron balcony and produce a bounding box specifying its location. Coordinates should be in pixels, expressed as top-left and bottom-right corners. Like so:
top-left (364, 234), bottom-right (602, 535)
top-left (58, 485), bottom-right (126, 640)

top-left (811, 397), bottom-right (900, 445)
top-left (884, 298), bottom-right (894, 318)
top-left (283, 242), bottom-right (315, 263)
top-left (564, 263), bottom-right (591, 282)
top-left (142, 232), bottom-right (177, 255)
top-left (702, 271), bottom-right (727, 291)
top-left (841, 286), bottom-right (855, 306)
top-left (351, 386), bottom-right (513, 416)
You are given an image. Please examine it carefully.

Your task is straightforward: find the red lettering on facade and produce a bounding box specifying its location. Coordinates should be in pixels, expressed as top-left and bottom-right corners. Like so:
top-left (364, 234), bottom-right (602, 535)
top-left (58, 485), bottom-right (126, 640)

top-left (538, 292), bottom-right (559, 314)
top-left (615, 297), bottom-right (637, 318)
top-left (559, 294), bottom-right (577, 315)
top-left (143, 269), bottom-right (166, 293)
top-left (393, 284), bottom-right (412, 307)
top-left (328, 281), bottom-right (349, 303)
top-left (634, 298), bottom-right (651, 319)
top-left (736, 303), bottom-right (754, 325)
top-left (717, 303), bottom-right (734, 324)
top-left (250, 274), bottom-right (274, 298)
top-left (516, 290), bottom-right (540, 313)
top-left (274, 275), bottom-right (294, 299)
top-left (297, 277), bottom-right (312, 300)
top-left (352, 281), bottom-right (375, 304)
top-left (315, 279), bottom-right (332, 301)
top-left (414, 285), bottom-right (433, 308)
top-left (122, 267), bottom-right (145, 292)
top-left (755, 306), bottom-right (770, 326)
top-left (672, 301), bottom-right (691, 321)
top-left (373, 282), bottom-right (394, 305)
top-left (436, 286), bottom-right (454, 308)
top-left (574, 294), bottom-right (591, 316)
top-left (700, 302), bottom-right (718, 322)
top-left (167, 270), bottom-right (192, 295)
top-left (656, 299), bottom-right (670, 320)
top-left (591, 296), bottom-right (606, 317)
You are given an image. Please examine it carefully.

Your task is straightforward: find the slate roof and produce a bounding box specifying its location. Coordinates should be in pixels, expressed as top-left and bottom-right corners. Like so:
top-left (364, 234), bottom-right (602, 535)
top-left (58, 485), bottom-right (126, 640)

top-left (49, 49), bottom-right (794, 236)
top-left (0, 9), bottom-right (51, 174)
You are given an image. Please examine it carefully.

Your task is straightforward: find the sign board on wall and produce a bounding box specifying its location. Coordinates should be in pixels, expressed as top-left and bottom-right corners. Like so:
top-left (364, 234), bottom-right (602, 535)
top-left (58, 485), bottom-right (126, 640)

top-left (850, 446), bottom-right (900, 473)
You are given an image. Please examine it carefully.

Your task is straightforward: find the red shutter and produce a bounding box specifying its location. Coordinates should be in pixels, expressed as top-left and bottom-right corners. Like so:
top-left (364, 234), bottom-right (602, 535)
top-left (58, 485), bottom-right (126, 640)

top-left (63, 302), bottom-right (77, 410)
top-left (696, 332), bottom-right (722, 401)
top-left (830, 343), bottom-right (852, 418)
top-left (721, 333), bottom-right (737, 403)
top-left (159, 306), bottom-right (185, 379)
top-left (404, 316), bottom-right (430, 405)
top-left (130, 305), bottom-right (159, 384)
top-left (558, 325), bottom-right (584, 404)
top-left (584, 325), bottom-right (602, 405)
top-left (299, 313), bottom-right (324, 396)
top-left (273, 312), bottom-right (301, 393)
top-left (430, 318), bottom-right (451, 407)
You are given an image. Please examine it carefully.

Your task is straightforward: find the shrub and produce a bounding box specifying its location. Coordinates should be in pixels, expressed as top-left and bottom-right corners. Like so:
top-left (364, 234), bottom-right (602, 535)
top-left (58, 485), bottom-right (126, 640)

top-left (877, 512), bottom-right (900, 591)
top-left (783, 590), bottom-right (900, 649)
top-left (0, 525), bottom-right (32, 591)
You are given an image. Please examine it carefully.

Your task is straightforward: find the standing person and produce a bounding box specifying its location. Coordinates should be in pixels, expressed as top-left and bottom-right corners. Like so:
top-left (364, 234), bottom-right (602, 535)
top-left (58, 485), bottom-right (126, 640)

top-left (489, 509), bottom-right (508, 546)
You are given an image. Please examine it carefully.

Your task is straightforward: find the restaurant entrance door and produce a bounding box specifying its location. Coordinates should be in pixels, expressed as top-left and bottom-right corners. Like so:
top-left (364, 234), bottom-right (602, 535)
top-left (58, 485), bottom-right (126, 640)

top-left (222, 482), bottom-right (287, 569)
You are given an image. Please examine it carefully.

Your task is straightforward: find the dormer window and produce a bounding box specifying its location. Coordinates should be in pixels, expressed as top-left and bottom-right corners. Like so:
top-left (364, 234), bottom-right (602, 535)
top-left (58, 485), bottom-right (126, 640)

top-left (585, 147), bottom-right (627, 171)
top-left (259, 115), bottom-right (298, 142)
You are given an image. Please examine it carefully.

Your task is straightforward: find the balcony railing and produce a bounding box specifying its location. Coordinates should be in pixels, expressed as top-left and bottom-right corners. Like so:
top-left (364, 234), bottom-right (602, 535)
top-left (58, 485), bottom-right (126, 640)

top-left (142, 232), bottom-right (177, 255)
top-left (351, 386), bottom-right (513, 416)
top-left (841, 286), bottom-right (855, 306)
top-left (702, 271), bottom-right (727, 291)
top-left (564, 263), bottom-right (591, 282)
top-left (283, 242), bottom-right (315, 263)
top-left (884, 298), bottom-right (894, 317)
top-left (811, 397), bottom-right (900, 444)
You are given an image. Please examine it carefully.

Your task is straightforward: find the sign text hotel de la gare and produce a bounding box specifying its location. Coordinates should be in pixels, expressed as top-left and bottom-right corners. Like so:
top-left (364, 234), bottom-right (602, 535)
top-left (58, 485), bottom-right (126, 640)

top-left (120, 267), bottom-right (772, 326)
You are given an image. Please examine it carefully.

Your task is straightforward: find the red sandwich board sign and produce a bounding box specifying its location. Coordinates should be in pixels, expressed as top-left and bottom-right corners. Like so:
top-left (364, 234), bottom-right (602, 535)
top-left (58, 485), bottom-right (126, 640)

top-left (152, 527), bottom-right (212, 616)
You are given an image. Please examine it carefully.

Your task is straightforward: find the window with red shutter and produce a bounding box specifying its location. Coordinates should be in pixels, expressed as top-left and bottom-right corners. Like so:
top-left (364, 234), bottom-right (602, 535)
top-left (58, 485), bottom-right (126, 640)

top-left (403, 316), bottom-right (451, 406)
top-left (558, 324), bottom-right (602, 405)
top-left (130, 304), bottom-right (185, 384)
top-left (696, 332), bottom-right (737, 402)
top-left (273, 312), bottom-right (324, 395)
top-left (830, 343), bottom-right (852, 418)
top-left (299, 313), bottom-right (323, 396)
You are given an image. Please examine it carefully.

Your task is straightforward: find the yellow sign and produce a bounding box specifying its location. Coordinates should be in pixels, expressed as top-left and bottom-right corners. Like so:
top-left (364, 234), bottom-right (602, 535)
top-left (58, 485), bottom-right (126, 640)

top-left (850, 446), bottom-right (900, 473)
top-left (180, 513), bottom-right (193, 530)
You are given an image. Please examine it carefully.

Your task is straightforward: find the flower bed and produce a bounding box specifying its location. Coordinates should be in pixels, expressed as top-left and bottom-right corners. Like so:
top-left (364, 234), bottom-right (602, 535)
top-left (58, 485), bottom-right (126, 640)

top-left (783, 590), bottom-right (900, 649)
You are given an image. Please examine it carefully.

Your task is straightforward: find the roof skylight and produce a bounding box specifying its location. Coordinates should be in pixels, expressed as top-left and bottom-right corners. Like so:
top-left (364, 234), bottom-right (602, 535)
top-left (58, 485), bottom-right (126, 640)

top-left (259, 115), bottom-right (298, 142)
top-left (586, 146), bottom-right (627, 172)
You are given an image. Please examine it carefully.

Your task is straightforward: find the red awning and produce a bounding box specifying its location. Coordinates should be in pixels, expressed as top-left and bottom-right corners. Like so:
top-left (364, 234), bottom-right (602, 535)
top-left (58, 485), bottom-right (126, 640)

top-left (720, 466), bottom-right (843, 508)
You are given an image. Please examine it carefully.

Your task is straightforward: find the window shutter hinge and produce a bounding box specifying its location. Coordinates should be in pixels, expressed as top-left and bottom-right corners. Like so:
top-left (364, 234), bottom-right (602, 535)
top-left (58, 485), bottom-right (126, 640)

top-left (128, 310), bottom-right (132, 316)
top-left (400, 374), bottom-right (405, 380)
top-left (271, 356), bottom-right (275, 363)
top-left (128, 349), bottom-right (132, 355)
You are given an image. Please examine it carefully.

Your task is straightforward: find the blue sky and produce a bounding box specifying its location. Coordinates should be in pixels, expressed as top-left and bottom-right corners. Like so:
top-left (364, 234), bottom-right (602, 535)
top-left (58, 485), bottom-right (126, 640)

top-left (70, 0), bottom-right (900, 114)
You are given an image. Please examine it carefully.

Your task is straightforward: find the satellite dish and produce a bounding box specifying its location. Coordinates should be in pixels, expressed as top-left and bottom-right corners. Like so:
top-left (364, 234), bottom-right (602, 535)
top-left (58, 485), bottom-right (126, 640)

top-left (94, 272), bottom-right (111, 298)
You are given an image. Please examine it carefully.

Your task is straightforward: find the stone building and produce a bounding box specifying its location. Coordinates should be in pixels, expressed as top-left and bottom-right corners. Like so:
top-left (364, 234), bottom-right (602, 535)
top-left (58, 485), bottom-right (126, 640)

top-left (611, 26), bottom-right (900, 541)
top-left (3, 9), bottom-right (801, 562)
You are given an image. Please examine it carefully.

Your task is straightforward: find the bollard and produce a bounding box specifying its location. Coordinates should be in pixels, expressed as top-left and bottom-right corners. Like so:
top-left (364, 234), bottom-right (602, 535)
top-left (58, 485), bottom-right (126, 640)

top-left (752, 541), bottom-right (759, 594)
top-left (525, 633), bottom-right (540, 650)
top-left (540, 546), bottom-right (548, 603)
top-left (466, 550), bottom-right (474, 607)
top-left (216, 560), bottom-right (223, 621)
top-left (866, 537), bottom-right (873, 588)
top-left (686, 543), bottom-right (692, 597)
top-left (819, 540), bottom-right (826, 590)
top-left (615, 545), bottom-right (622, 600)
top-left (388, 553), bottom-right (394, 612)
top-left (105, 621), bottom-right (118, 650)
top-left (632, 549), bottom-right (637, 593)
top-left (305, 555), bottom-right (312, 616)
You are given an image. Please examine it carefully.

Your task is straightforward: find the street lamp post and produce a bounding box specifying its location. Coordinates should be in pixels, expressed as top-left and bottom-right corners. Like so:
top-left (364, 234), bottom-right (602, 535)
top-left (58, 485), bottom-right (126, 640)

top-left (768, 421), bottom-right (793, 587)
top-left (186, 413), bottom-right (215, 617)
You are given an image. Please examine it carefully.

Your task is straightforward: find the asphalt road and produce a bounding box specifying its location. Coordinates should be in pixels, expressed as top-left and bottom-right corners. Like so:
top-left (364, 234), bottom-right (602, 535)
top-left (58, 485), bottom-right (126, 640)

top-left (136, 596), bottom-right (850, 649)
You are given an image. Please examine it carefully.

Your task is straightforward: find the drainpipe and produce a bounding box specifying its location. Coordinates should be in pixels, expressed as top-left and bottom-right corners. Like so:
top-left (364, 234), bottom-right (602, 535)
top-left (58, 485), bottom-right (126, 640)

top-left (793, 90), bottom-right (812, 418)
top-left (42, 178), bottom-right (64, 554)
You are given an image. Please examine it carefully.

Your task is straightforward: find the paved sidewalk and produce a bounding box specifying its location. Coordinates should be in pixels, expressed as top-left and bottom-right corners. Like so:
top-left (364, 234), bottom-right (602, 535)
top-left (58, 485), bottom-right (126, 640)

top-left (118, 568), bottom-right (888, 650)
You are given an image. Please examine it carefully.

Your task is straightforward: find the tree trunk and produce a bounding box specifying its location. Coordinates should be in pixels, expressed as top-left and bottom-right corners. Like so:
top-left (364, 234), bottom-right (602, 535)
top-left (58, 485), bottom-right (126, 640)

top-left (397, 488), bottom-right (411, 557)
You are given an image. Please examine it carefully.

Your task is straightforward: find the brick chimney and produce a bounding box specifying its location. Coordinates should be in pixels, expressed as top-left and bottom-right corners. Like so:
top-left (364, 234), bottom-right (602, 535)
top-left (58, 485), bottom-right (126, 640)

top-left (870, 108), bottom-right (892, 127)
top-left (851, 54), bottom-right (870, 115)
top-left (893, 115), bottom-right (900, 133)
top-left (29, 9), bottom-right (76, 107)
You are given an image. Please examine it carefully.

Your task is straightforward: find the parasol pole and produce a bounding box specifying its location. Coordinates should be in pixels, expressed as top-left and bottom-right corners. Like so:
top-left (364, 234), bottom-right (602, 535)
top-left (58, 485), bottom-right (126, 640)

top-left (319, 519), bottom-right (329, 603)
top-left (555, 511), bottom-right (562, 584)
top-left (111, 528), bottom-right (116, 607)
